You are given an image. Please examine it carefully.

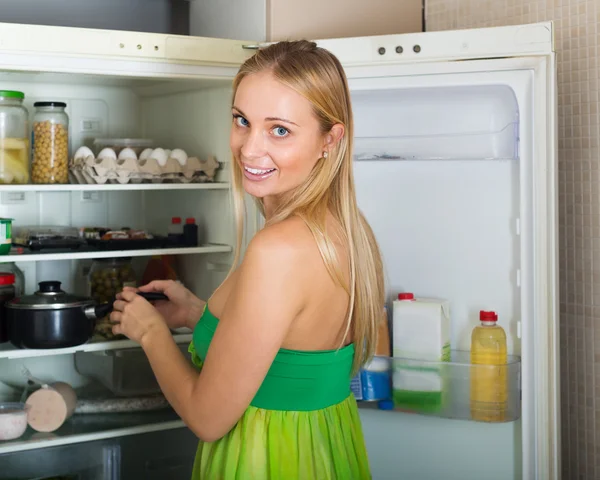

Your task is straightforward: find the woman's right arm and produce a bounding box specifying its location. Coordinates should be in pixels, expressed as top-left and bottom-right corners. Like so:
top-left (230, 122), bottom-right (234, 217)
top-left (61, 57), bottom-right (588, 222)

top-left (134, 280), bottom-right (206, 330)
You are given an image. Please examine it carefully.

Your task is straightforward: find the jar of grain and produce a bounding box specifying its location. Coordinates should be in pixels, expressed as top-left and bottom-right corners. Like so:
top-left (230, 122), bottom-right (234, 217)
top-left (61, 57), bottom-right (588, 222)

top-left (32, 102), bottom-right (69, 184)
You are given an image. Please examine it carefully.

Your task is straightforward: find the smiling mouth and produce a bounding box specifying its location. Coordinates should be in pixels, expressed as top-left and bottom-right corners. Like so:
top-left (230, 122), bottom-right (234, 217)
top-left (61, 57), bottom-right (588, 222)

top-left (244, 165), bottom-right (276, 175)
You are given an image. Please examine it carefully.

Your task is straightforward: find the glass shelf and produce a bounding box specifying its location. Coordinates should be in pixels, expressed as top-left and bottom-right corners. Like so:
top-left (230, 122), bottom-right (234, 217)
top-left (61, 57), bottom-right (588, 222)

top-left (357, 350), bottom-right (521, 423)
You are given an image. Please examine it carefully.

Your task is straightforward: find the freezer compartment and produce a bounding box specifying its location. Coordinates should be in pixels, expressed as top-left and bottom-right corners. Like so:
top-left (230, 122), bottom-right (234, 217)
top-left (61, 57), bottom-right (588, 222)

top-left (351, 84), bottom-right (519, 161)
top-left (390, 350), bottom-right (521, 422)
top-left (75, 345), bottom-right (191, 397)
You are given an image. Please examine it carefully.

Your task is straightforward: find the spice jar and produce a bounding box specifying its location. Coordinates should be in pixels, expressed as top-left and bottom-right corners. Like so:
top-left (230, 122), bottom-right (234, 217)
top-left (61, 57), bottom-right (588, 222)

top-left (0, 273), bottom-right (16, 343)
top-left (32, 102), bottom-right (69, 184)
top-left (0, 91), bottom-right (29, 185)
top-left (88, 258), bottom-right (136, 341)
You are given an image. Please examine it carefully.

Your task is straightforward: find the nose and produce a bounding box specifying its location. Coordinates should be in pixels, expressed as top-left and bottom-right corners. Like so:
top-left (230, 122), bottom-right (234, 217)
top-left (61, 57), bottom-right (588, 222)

top-left (240, 128), bottom-right (267, 160)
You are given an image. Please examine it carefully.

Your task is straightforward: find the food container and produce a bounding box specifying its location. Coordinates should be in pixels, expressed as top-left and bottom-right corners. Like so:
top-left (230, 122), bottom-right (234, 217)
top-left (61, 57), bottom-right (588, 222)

top-left (26, 382), bottom-right (77, 433)
top-left (75, 345), bottom-right (190, 396)
top-left (0, 402), bottom-right (29, 440)
top-left (88, 257), bottom-right (136, 341)
top-left (0, 218), bottom-right (13, 255)
top-left (92, 138), bottom-right (154, 156)
top-left (6, 280), bottom-right (166, 349)
top-left (0, 90), bottom-right (29, 185)
top-left (0, 273), bottom-right (16, 343)
top-left (12, 225), bottom-right (84, 251)
top-left (32, 101), bottom-right (69, 184)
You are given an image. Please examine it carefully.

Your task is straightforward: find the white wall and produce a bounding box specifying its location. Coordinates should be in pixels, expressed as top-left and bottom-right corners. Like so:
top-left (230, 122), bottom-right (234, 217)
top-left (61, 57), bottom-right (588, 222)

top-left (0, 0), bottom-right (172, 34)
top-left (189, 0), bottom-right (266, 41)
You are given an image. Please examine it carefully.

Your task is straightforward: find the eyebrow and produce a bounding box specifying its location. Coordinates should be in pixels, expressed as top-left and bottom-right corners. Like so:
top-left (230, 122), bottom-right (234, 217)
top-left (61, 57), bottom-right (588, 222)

top-left (232, 106), bottom-right (299, 127)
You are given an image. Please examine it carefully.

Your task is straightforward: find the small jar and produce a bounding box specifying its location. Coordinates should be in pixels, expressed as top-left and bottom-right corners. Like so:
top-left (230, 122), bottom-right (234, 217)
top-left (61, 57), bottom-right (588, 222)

top-left (0, 262), bottom-right (24, 296)
top-left (0, 91), bottom-right (29, 185)
top-left (0, 273), bottom-right (16, 343)
top-left (32, 101), bottom-right (69, 184)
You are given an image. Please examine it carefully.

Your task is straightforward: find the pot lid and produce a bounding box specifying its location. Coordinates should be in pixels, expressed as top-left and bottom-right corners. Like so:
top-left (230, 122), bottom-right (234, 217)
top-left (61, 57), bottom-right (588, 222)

top-left (7, 281), bottom-right (92, 310)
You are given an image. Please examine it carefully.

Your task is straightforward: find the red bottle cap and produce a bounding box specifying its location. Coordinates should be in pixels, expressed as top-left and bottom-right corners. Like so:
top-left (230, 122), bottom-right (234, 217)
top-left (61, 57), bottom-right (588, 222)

top-left (171, 217), bottom-right (182, 224)
top-left (0, 273), bottom-right (15, 285)
top-left (185, 218), bottom-right (196, 224)
top-left (398, 293), bottom-right (415, 300)
top-left (480, 310), bottom-right (498, 321)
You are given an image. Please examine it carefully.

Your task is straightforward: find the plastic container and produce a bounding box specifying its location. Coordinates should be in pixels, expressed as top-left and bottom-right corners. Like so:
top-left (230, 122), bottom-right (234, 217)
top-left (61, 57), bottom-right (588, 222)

top-left (183, 217), bottom-right (198, 246)
top-left (12, 225), bottom-right (84, 251)
top-left (75, 345), bottom-right (189, 396)
top-left (351, 356), bottom-right (392, 402)
top-left (32, 102), bottom-right (69, 184)
top-left (0, 273), bottom-right (16, 343)
top-left (470, 310), bottom-right (508, 422)
top-left (0, 90), bottom-right (29, 185)
top-left (0, 218), bottom-right (12, 255)
top-left (0, 402), bottom-right (29, 440)
top-left (92, 138), bottom-right (154, 156)
top-left (392, 293), bottom-right (451, 413)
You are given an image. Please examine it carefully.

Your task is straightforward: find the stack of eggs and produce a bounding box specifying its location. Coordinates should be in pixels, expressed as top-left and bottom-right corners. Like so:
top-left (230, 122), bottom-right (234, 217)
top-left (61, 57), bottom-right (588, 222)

top-left (69, 146), bottom-right (220, 184)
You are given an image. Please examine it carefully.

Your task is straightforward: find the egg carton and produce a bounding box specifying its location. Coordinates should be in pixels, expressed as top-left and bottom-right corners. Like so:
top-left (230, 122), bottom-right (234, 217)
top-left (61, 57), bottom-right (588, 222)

top-left (69, 154), bottom-right (220, 184)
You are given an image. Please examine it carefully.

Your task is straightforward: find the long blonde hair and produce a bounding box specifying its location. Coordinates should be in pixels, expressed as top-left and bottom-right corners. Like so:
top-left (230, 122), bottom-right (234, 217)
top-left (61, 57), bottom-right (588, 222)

top-left (229, 40), bottom-right (385, 373)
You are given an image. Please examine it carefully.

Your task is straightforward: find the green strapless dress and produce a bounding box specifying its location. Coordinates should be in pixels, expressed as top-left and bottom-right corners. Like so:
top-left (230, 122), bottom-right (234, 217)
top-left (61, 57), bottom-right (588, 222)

top-left (188, 305), bottom-right (371, 479)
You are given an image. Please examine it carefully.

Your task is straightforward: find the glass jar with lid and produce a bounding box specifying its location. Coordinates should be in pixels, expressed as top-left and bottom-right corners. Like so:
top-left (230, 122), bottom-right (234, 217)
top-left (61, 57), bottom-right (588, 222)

top-left (32, 101), bottom-right (69, 184)
top-left (88, 258), bottom-right (136, 341)
top-left (88, 258), bottom-right (136, 304)
top-left (0, 91), bottom-right (30, 185)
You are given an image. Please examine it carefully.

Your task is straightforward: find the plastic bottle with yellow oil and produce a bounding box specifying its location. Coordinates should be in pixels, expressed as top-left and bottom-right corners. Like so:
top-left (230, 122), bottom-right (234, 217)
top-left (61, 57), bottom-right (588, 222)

top-left (470, 310), bottom-right (507, 422)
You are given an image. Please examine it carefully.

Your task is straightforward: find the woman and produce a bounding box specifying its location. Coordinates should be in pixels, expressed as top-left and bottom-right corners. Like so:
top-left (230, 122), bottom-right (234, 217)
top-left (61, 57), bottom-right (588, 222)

top-left (111, 40), bottom-right (385, 479)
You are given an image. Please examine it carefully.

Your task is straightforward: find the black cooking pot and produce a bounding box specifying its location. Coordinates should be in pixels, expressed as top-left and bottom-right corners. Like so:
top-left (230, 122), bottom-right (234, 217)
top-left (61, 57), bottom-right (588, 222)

top-left (6, 280), bottom-right (167, 349)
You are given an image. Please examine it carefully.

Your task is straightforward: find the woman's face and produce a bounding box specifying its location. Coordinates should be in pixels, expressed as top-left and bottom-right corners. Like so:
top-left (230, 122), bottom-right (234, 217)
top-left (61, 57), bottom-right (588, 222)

top-left (230, 71), bottom-right (329, 200)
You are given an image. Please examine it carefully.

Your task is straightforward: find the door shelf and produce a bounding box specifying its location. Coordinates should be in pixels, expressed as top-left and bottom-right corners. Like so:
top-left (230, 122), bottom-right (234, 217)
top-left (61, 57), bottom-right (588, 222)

top-left (0, 244), bottom-right (232, 263)
top-left (0, 333), bottom-right (192, 360)
top-left (358, 351), bottom-right (521, 423)
top-left (353, 122), bottom-right (518, 162)
top-left (0, 409), bottom-right (184, 455)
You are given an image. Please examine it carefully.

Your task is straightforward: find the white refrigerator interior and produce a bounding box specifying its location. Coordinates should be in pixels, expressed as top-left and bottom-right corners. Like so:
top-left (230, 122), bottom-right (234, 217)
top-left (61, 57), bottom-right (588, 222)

top-left (0, 21), bottom-right (557, 480)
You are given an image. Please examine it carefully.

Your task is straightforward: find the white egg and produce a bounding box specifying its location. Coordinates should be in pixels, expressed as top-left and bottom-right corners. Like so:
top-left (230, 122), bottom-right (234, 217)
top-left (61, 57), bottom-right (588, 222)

top-left (97, 148), bottom-right (117, 160)
top-left (150, 148), bottom-right (168, 166)
top-left (117, 147), bottom-right (138, 160)
top-left (74, 146), bottom-right (94, 161)
top-left (164, 149), bottom-right (172, 158)
top-left (139, 148), bottom-right (153, 160)
top-left (170, 148), bottom-right (188, 166)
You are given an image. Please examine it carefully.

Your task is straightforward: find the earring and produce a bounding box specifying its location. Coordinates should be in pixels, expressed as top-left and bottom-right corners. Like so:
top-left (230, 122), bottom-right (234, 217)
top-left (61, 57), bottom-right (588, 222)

top-left (323, 151), bottom-right (328, 158)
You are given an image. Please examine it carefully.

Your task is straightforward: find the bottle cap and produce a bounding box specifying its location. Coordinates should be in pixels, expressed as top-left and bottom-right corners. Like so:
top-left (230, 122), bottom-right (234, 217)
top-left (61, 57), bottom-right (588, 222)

top-left (480, 310), bottom-right (498, 321)
top-left (398, 293), bottom-right (414, 300)
top-left (171, 217), bottom-right (181, 224)
top-left (185, 218), bottom-right (196, 224)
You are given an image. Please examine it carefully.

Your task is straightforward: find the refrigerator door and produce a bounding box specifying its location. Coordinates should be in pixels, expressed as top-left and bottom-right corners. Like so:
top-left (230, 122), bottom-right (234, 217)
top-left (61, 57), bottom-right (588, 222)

top-left (336, 53), bottom-right (557, 480)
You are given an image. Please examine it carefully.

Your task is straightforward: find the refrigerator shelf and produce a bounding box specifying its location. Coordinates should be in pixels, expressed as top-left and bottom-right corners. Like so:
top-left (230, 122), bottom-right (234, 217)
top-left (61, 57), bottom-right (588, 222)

top-left (0, 409), bottom-right (184, 455)
top-left (360, 350), bottom-right (521, 423)
top-left (0, 244), bottom-right (232, 263)
top-left (353, 122), bottom-right (518, 161)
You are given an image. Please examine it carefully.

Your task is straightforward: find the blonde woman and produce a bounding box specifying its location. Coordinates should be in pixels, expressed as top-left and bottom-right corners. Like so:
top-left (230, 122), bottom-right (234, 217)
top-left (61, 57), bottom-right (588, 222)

top-left (111, 40), bottom-right (384, 479)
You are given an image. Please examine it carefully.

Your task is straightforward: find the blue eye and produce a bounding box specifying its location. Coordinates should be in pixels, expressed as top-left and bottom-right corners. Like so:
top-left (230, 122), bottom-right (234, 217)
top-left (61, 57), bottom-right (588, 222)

top-left (273, 126), bottom-right (289, 137)
top-left (234, 115), bottom-right (249, 127)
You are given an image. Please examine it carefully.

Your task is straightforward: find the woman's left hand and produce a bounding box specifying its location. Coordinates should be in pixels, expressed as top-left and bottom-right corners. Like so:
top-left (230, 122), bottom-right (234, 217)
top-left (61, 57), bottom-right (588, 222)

top-left (111, 290), bottom-right (169, 345)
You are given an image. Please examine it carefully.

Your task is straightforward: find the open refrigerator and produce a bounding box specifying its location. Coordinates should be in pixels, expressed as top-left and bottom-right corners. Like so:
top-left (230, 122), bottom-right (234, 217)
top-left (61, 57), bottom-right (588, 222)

top-left (0, 21), bottom-right (557, 480)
